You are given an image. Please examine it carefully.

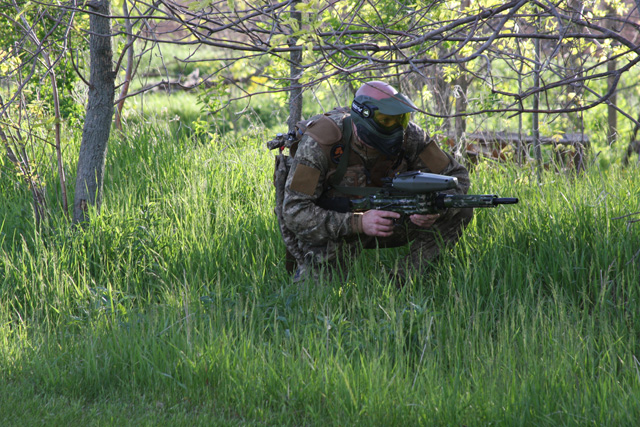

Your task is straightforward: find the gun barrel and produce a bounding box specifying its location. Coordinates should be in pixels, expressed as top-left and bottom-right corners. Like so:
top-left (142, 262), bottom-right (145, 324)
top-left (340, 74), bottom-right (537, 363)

top-left (437, 194), bottom-right (519, 209)
top-left (494, 197), bottom-right (519, 205)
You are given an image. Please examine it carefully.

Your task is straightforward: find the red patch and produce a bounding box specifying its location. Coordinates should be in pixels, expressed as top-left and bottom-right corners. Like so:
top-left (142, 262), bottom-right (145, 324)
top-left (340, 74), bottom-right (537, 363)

top-left (330, 144), bottom-right (345, 164)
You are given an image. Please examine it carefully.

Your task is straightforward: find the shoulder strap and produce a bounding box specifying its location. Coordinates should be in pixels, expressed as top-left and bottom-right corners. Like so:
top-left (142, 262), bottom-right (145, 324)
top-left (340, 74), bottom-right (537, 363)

top-left (328, 116), bottom-right (353, 187)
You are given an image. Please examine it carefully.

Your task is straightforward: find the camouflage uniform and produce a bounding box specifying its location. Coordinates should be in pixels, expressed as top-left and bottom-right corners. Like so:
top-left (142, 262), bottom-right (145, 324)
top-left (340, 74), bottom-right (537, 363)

top-left (282, 109), bottom-right (473, 282)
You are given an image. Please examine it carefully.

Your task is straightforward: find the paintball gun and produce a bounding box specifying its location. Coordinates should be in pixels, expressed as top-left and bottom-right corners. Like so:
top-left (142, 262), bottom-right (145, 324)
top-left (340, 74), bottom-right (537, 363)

top-left (318, 171), bottom-right (518, 214)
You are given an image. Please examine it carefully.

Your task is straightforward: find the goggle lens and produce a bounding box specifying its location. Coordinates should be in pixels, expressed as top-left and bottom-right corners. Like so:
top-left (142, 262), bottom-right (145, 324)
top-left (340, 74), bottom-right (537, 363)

top-left (373, 111), bottom-right (411, 129)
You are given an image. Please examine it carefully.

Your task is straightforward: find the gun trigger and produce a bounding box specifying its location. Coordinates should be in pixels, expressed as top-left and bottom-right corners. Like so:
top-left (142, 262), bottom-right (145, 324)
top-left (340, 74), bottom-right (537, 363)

top-left (393, 214), bottom-right (406, 227)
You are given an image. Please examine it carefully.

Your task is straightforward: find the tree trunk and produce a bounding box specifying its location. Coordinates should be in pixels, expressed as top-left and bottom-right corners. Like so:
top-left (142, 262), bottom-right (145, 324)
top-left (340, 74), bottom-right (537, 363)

top-left (453, 76), bottom-right (468, 163)
top-left (432, 65), bottom-right (451, 133)
top-left (287, 2), bottom-right (303, 130)
top-left (607, 59), bottom-right (617, 145)
top-left (115, 0), bottom-right (134, 132)
top-left (73, 0), bottom-right (115, 224)
top-left (622, 111), bottom-right (640, 167)
top-left (606, 3), bottom-right (618, 146)
top-left (453, 0), bottom-right (470, 163)
top-left (533, 12), bottom-right (542, 177)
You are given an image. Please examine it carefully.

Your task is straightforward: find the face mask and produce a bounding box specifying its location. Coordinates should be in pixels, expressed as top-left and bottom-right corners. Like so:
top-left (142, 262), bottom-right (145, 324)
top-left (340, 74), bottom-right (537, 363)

top-left (352, 111), bottom-right (405, 157)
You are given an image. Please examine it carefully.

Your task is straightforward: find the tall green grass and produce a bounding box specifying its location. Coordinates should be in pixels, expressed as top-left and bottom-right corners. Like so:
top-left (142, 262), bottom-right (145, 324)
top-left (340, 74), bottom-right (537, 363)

top-left (1, 119), bottom-right (639, 425)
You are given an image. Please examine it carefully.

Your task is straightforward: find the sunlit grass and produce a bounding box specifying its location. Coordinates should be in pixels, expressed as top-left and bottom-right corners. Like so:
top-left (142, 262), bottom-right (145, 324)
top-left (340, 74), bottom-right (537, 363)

top-left (1, 118), bottom-right (639, 425)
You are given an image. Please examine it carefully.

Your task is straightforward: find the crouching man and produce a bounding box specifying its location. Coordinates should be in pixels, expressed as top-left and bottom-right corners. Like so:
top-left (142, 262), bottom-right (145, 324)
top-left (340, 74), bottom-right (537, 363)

top-left (282, 81), bottom-right (473, 285)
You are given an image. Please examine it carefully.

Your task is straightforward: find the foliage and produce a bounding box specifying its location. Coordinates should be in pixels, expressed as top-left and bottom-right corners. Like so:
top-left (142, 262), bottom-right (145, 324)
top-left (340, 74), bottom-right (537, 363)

top-left (2, 0), bottom-right (640, 227)
top-left (0, 0), bottom-right (85, 118)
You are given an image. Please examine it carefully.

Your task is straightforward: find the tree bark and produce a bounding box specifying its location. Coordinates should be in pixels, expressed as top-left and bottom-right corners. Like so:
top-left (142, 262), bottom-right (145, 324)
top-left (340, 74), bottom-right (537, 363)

top-left (287, 1), bottom-right (303, 130)
top-left (73, 0), bottom-right (115, 224)
top-left (453, 0), bottom-right (471, 161)
top-left (115, 0), bottom-right (134, 133)
top-left (533, 11), bottom-right (542, 177)
top-left (432, 65), bottom-right (451, 133)
top-left (606, 2), bottom-right (618, 146)
top-left (607, 58), bottom-right (617, 145)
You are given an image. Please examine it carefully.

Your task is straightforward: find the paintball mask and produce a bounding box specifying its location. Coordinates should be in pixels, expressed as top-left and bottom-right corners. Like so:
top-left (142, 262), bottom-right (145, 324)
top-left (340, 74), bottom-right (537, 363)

top-left (351, 81), bottom-right (417, 157)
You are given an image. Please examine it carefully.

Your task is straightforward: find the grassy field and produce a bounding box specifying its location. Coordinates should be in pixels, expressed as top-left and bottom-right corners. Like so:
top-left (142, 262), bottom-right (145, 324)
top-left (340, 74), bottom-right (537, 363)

top-left (1, 115), bottom-right (639, 425)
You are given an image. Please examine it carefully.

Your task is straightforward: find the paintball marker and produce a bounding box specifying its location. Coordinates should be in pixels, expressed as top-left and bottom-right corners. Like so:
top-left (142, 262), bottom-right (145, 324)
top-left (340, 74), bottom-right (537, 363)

top-left (318, 171), bottom-right (518, 214)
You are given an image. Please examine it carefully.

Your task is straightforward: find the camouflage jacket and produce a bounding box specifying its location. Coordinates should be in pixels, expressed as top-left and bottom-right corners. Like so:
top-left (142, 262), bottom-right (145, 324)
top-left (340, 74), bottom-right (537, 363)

top-left (283, 110), bottom-right (470, 246)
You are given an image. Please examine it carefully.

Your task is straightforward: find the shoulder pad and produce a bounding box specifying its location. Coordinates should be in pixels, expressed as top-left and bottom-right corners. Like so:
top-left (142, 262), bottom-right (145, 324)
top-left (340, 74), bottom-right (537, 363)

top-left (419, 141), bottom-right (451, 174)
top-left (325, 106), bottom-right (351, 118)
top-left (304, 115), bottom-right (343, 146)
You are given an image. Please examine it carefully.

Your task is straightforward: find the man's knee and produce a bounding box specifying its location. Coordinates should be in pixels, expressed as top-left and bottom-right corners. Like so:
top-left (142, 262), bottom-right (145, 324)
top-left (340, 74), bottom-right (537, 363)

top-left (434, 207), bottom-right (474, 233)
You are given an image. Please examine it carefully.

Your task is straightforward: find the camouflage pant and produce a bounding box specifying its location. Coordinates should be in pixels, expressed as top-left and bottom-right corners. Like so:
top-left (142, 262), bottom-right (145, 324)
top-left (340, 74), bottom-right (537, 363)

top-left (293, 207), bottom-right (474, 283)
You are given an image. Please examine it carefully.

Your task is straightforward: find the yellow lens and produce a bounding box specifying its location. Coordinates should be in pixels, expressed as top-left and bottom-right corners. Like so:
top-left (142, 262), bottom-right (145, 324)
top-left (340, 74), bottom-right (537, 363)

top-left (373, 111), bottom-right (410, 129)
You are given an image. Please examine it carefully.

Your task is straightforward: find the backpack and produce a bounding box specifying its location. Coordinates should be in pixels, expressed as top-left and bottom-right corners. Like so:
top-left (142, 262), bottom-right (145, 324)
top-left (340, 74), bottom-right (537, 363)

top-left (267, 107), bottom-right (352, 274)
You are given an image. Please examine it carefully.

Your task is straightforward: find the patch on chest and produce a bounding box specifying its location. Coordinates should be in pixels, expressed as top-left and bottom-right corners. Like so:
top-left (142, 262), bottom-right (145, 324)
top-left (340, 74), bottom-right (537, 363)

top-left (330, 144), bottom-right (346, 164)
